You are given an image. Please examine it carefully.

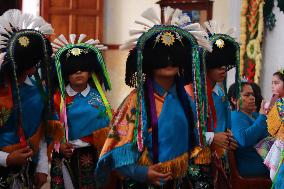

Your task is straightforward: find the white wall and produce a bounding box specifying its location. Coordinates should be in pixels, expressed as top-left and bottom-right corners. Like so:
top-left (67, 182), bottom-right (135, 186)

top-left (104, 0), bottom-right (160, 44)
top-left (261, 5), bottom-right (284, 100)
top-left (212, 0), bottom-right (230, 31)
top-left (22, 0), bottom-right (40, 15)
top-left (104, 0), bottom-right (232, 44)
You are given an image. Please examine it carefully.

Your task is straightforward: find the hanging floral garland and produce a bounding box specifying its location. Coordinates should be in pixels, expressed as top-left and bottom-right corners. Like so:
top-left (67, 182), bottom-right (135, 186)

top-left (241, 0), bottom-right (284, 83)
top-left (240, 0), bottom-right (265, 84)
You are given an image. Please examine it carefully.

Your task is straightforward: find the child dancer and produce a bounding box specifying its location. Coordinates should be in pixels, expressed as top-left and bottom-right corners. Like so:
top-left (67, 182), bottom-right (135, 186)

top-left (48, 34), bottom-right (112, 189)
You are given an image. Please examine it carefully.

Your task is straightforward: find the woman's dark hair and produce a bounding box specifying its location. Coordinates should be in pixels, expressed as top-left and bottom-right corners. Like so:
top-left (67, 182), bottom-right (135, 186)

top-left (250, 83), bottom-right (263, 112)
top-left (273, 71), bottom-right (284, 83)
top-left (228, 82), bottom-right (251, 110)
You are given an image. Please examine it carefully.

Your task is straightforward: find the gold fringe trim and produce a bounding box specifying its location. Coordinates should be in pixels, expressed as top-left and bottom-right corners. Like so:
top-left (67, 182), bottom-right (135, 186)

top-left (138, 148), bottom-right (152, 166)
top-left (267, 105), bottom-right (284, 140)
top-left (91, 127), bottom-right (110, 151)
top-left (190, 146), bottom-right (203, 159)
top-left (191, 146), bottom-right (212, 165)
top-left (139, 149), bottom-right (189, 179)
top-left (1, 125), bottom-right (44, 154)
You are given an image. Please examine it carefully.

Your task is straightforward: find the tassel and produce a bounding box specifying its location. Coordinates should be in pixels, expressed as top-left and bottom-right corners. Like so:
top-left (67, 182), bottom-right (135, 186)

top-left (94, 44), bottom-right (104, 48)
top-left (2, 9), bottom-right (22, 28)
top-left (0, 35), bottom-right (8, 41)
top-left (53, 38), bottom-right (65, 47)
top-left (164, 6), bottom-right (175, 25)
top-left (84, 39), bottom-right (99, 45)
top-left (197, 38), bottom-right (213, 52)
top-left (119, 42), bottom-right (136, 50)
top-left (182, 23), bottom-right (201, 31)
top-left (134, 20), bottom-right (152, 28)
top-left (141, 8), bottom-right (161, 24)
top-left (0, 41), bottom-right (7, 45)
top-left (69, 34), bottom-right (76, 44)
top-left (39, 24), bottom-right (54, 35)
top-left (0, 45), bottom-right (7, 49)
top-left (20, 13), bottom-right (34, 29)
top-left (226, 27), bottom-right (236, 36)
top-left (51, 43), bottom-right (61, 50)
top-left (77, 34), bottom-right (87, 43)
top-left (129, 29), bottom-right (145, 36)
top-left (30, 17), bottom-right (45, 29)
top-left (119, 38), bottom-right (138, 49)
top-left (170, 9), bottom-right (183, 25)
top-left (188, 30), bottom-right (208, 39)
top-left (97, 46), bottom-right (108, 50)
top-left (58, 34), bottom-right (69, 45)
top-left (0, 17), bottom-right (12, 33)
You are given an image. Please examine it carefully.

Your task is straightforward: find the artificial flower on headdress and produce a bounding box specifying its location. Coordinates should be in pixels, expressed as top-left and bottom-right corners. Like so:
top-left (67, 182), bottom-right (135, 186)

top-left (51, 34), bottom-right (112, 145)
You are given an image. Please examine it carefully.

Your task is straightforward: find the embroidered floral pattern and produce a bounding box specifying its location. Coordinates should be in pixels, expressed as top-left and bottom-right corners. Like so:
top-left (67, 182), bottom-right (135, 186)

top-left (80, 154), bottom-right (94, 168)
top-left (52, 176), bottom-right (63, 185)
top-left (88, 91), bottom-right (103, 106)
top-left (77, 150), bottom-right (96, 188)
top-left (50, 153), bottom-right (64, 189)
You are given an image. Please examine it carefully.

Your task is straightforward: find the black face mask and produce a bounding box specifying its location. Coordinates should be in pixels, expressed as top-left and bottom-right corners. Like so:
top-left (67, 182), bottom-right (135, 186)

top-left (62, 61), bottom-right (91, 77)
top-left (151, 55), bottom-right (179, 70)
top-left (144, 46), bottom-right (187, 70)
top-left (61, 50), bottom-right (99, 77)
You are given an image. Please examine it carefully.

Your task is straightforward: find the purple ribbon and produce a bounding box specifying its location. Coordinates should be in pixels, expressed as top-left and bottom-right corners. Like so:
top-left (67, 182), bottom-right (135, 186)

top-left (146, 78), bottom-right (159, 164)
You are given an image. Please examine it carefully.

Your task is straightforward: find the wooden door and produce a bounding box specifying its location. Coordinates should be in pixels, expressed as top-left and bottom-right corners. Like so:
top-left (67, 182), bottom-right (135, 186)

top-left (41, 0), bottom-right (103, 41)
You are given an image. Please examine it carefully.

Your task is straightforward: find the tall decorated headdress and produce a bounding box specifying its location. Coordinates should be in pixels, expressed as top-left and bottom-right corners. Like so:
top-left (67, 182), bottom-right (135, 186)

top-left (120, 7), bottom-right (212, 153)
top-left (202, 20), bottom-right (240, 71)
top-left (0, 9), bottom-right (53, 147)
top-left (51, 34), bottom-right (112, 143)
